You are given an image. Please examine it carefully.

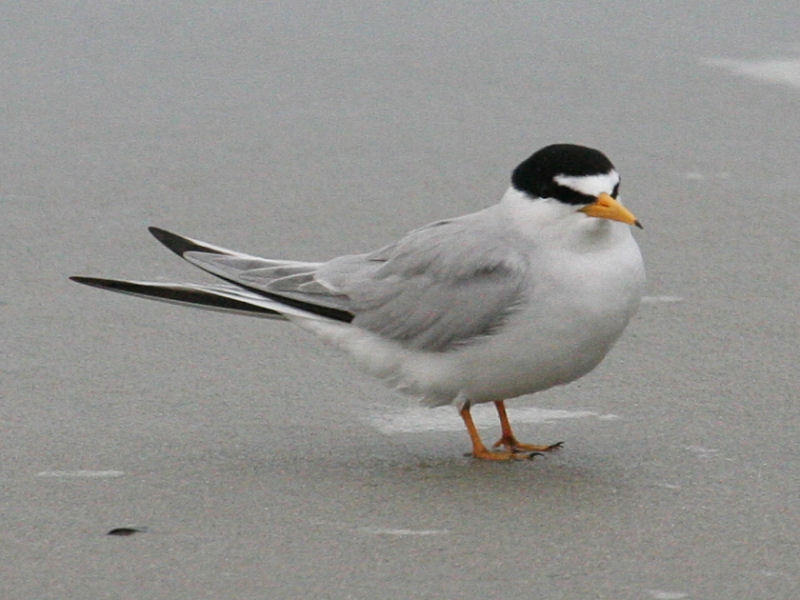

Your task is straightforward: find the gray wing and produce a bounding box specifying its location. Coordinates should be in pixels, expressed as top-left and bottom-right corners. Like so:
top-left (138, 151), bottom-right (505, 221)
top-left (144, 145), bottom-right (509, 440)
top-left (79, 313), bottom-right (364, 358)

top-left (158, 213), bottom-right (530, 351)
top-left (319, 213), bottom-right (529, 351)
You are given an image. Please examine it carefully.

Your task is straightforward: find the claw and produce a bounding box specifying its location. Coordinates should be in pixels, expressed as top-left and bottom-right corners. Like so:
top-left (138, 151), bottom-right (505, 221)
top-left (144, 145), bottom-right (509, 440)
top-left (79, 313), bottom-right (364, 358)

top-left (493, 436), bottom-right (564, 453)
top-left (460, 400), bottom-right (564, 462)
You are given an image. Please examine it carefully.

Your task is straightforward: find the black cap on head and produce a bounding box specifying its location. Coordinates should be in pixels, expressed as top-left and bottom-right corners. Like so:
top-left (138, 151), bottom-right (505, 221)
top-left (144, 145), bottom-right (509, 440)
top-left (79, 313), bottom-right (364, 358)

top-left (511, 144), bottom-right (617, 205)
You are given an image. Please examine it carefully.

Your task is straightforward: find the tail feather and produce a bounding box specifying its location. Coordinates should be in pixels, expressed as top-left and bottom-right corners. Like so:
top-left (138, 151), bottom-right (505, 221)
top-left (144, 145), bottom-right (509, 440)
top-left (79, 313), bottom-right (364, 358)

top-left (145, 227), bottom-right (354, 323)
top-left (69, 276), bottom-right (289, 319)
top-left (148, 227), bottom-right (312, 272)
top-left (149, 226), bottom-right (232, 258)
top-left (71, 227), bottom-right (355, 323)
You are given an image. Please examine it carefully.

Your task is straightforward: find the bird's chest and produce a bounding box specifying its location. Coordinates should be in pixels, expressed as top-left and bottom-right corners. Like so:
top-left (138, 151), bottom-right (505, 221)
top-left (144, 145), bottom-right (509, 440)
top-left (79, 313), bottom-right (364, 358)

top-left (455, 251), bottom-right (641, 401)
top-left (474, 243), bottom-right (637, 371)
top-left (531, 243), bottom-right (642, 337)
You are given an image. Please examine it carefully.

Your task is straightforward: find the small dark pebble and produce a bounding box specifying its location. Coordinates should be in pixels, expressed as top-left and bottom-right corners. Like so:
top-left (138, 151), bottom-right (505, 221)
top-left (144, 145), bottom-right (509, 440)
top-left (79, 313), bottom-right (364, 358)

top-left (107, 527), bottom-right (142, 536)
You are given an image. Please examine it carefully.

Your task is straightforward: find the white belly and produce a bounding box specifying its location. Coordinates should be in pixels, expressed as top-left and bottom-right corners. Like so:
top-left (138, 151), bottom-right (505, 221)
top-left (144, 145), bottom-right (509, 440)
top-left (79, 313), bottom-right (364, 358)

top-left (296, 228), bottom-right (644, 407)
top-left (392, 234), bottom-right (643, 405)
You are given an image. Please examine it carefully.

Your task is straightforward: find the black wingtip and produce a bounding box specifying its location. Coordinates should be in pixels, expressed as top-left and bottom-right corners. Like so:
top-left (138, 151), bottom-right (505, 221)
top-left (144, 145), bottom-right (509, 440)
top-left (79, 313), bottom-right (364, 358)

top-left (69, 276), bottom-right (284, 316)
top-left (70, 276), bottom-right (144, 293)
top-left (148, 226), bottom-right (214, 257)
top-left (70, 275), bottom-right (110, 288)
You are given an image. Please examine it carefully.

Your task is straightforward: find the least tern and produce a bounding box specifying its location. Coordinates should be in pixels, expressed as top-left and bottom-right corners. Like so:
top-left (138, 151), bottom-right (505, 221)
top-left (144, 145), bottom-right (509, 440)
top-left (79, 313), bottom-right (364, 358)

top-left (71, 144), bottom-right (645, 460)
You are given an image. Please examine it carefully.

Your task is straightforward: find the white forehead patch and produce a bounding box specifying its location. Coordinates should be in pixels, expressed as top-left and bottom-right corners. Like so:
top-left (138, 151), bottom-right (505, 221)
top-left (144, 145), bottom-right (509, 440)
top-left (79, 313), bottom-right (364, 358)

top-left (554, 171), bottom-right (619, 197)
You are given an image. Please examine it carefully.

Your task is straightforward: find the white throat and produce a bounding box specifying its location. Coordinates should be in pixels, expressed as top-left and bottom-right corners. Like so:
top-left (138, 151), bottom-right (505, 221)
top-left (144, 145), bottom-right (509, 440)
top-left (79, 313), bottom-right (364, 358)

top-left (498, 186), bottom-right (632, 252)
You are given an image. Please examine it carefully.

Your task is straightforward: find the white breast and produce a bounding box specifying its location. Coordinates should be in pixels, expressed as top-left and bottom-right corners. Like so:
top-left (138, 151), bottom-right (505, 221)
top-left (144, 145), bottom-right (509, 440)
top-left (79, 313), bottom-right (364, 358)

top-left (293, 196), bottom-right (644, 408)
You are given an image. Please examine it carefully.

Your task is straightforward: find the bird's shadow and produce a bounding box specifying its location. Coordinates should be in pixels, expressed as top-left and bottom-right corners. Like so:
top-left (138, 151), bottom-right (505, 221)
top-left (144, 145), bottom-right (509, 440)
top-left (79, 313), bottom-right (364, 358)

top-left (259, 438), bottom-right (634, 512)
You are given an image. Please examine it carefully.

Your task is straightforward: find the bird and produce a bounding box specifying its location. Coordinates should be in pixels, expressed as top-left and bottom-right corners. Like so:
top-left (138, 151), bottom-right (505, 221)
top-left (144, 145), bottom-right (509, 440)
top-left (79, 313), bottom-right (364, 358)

top-left (71, 143), bottom-right (645, 461)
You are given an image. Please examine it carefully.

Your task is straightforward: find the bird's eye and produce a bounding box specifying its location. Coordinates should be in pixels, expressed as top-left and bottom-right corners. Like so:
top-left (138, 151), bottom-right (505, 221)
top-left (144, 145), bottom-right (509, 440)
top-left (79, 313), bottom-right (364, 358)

top-left (612, 182), bottom-right (620, 198)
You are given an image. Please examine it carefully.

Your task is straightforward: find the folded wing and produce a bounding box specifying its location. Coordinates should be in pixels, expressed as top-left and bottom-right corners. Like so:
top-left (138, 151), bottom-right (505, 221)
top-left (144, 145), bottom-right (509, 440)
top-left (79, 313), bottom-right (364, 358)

top-left (74, 216), bottom-right (529, 352)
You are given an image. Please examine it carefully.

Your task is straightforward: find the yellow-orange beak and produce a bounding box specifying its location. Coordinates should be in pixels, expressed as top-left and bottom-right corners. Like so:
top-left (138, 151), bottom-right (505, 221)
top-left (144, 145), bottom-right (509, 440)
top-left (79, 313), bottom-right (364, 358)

top-left (579, 192), bottom-right (643, 229)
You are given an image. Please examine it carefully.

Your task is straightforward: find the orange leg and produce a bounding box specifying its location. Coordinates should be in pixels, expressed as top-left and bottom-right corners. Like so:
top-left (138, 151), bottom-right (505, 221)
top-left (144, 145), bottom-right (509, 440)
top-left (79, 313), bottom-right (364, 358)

top-left (491, 400), bottom-right (564, 452)
top-left (459, 402), bottom-right (538, 461)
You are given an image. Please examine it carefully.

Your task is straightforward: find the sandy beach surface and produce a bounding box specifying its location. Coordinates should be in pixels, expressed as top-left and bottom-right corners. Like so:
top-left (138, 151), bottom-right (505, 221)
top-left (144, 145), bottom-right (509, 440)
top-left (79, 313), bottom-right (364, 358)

top-left (3, 3), bottom-right (798, 598)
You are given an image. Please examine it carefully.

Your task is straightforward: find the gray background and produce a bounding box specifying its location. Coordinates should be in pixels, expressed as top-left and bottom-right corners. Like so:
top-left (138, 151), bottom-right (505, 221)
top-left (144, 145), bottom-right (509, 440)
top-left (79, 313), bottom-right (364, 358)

top-left (3, 2), bottom-right (798, 599)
